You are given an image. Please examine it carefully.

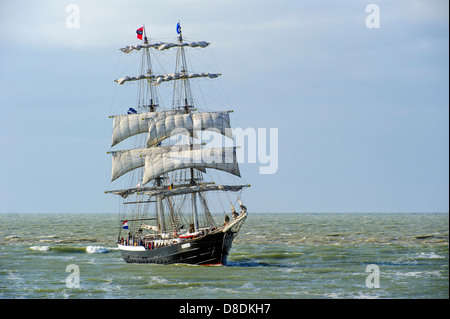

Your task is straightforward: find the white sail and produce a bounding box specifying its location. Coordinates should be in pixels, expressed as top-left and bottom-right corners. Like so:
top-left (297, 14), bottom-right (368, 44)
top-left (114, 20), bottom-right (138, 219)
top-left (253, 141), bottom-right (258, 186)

top-left (115, 72), bottom-right (221, 85)
top-left (106, 185), bottom-right (173, 198)
top-left (142, 184), bottom-right (249, 198)
top-left (106, 183), bottom-right (209, 198)
top-left (110, 148), bottom-right (151, 181)
top-left (147, 112), bottom-right (232, 147)
top-left (111, 110), bottom-right (181, 147)
top-left (106, 184), bottom-right (248, 198)
top-left (154, 73), bottom-right (221, 85)
top-left (142, 147), bottom-right (240, 184)
top-left (119, 41), bottom-right (210, 53)
top-left (110, 145), bottom-right (205, 181)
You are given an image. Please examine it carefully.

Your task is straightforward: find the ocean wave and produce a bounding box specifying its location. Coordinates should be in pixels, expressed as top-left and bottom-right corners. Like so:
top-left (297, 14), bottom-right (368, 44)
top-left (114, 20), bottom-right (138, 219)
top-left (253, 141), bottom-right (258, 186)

top-left (394, 270), bottom-right (443, 278)
top-left (149, 276), bottom-right (168, 285)
top-left (6, 235), bottom-right (23, 242)
top-left (416, 252), bottom-right (445, 259)
top-left (392, 258), bottom-right (418, 265)
top-left (51, 246), bottom-right (86, 253)
top-left (146, 276), bottom-right (203, 289)
top-left (57, 238), bottom-right (99, 244)
top-left (86, 246), bottom-right (110, 253)
top-left (264, 252), bottom-right (305, 259)
top-left (30, 245), bottom-right (51, 251)
top-left (29, 245), bottom-right (111, 253)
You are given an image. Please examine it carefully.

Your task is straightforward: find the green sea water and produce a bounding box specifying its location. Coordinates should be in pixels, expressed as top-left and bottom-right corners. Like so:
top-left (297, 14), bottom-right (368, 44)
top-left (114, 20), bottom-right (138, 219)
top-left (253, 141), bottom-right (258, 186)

top-left (0, 212), bottom-right (448, 299)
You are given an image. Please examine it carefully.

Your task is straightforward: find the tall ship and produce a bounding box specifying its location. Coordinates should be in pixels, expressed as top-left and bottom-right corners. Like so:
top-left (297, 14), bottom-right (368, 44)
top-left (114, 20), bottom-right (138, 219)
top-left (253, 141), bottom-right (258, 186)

top-left (106, 23), bottom-right (249, 265)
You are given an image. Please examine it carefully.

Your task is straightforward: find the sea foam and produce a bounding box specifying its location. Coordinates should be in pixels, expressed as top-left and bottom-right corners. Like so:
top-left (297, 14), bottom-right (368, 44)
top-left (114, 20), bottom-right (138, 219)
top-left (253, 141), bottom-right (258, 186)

top-left (86, 246), bottom-right (109, 253)
top-left (416, 252), bottom-right (445, 259)
top-left (30, 245), bottom-right (50, 251)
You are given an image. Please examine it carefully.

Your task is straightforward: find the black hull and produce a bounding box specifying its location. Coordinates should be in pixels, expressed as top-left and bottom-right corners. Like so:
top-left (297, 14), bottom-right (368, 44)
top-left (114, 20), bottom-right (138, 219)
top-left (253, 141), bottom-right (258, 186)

top-left (119, 230), bottom-right (236, 265)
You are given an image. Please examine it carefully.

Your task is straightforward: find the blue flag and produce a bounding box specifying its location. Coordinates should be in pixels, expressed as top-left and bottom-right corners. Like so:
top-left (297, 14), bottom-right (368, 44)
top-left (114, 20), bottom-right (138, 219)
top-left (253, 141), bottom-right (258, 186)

top-left (176, 22), bottom-right (181, 34)
top-left (127, 107), bottom-right (137, 114)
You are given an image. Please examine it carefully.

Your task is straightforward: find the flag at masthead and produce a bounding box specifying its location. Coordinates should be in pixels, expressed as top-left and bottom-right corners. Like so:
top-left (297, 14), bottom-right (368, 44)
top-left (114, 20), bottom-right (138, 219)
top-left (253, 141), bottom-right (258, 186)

top-left (136, 26), bottom-right (144, 40)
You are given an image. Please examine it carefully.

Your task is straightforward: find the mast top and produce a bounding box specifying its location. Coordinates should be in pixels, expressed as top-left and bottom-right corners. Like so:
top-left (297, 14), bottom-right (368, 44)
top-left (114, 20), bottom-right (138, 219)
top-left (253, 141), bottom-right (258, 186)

top-left (136, 25), bottom-right (149, 43)
top-left (143, 25), bottom-right (149, 44)
top-left (177, 21), bottom-right (182, 42)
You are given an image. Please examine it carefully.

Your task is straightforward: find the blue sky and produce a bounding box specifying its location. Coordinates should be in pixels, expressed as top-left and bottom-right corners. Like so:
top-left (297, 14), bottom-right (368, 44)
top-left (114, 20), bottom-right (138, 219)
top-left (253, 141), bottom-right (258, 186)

top-left (0, 0), bottom-right (448, 213)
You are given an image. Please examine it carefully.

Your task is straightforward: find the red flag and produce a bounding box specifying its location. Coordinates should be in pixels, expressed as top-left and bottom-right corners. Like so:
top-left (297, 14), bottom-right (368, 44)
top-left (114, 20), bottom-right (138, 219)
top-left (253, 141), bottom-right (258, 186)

top-left (136, 26), bottom-right (144, 40)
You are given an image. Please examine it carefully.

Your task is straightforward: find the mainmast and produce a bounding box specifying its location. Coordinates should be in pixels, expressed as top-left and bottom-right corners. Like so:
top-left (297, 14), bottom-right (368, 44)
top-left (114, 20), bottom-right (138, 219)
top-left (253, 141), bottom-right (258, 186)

top-left (177, 22), bottom-right (199, 232)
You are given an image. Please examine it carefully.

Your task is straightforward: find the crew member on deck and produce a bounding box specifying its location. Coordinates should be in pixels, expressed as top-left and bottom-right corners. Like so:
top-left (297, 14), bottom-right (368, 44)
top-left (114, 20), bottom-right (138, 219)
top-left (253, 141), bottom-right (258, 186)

top-left (231, 207), bottom-right (238, 219)
top-left (224, 214), bottom-right (230, 225)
